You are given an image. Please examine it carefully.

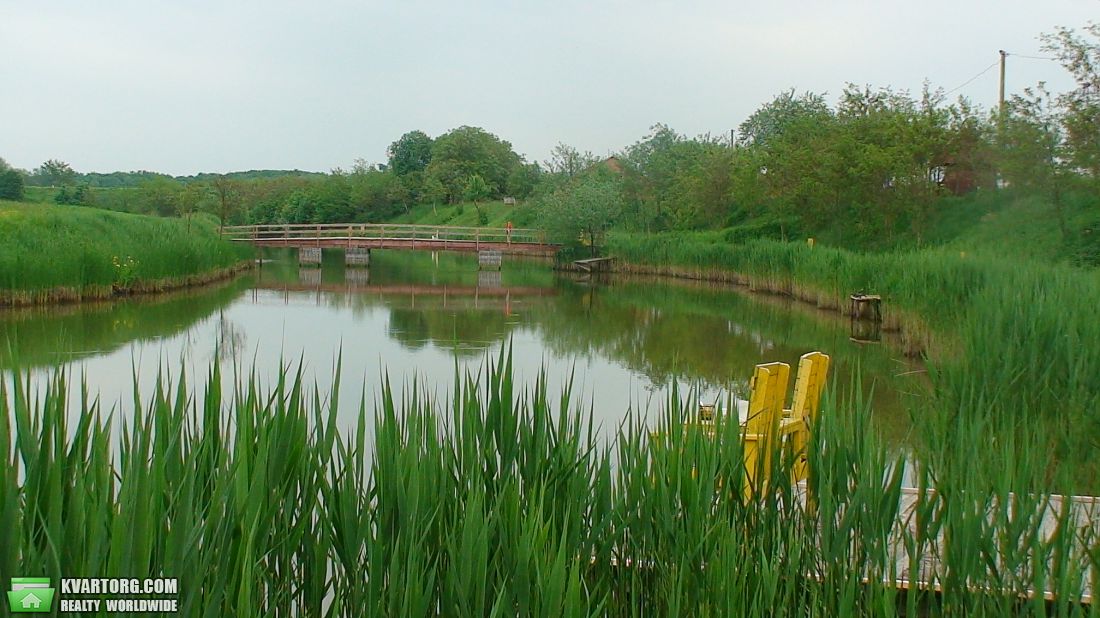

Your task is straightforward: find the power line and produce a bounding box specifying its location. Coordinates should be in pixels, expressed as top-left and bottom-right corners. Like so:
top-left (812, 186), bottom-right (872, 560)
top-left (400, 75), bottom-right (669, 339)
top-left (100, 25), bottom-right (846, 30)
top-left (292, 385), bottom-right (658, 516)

top-left (944, 61), bottom-right (1000, 96)
top-left (1004, 52), bottom-right (1058, 61)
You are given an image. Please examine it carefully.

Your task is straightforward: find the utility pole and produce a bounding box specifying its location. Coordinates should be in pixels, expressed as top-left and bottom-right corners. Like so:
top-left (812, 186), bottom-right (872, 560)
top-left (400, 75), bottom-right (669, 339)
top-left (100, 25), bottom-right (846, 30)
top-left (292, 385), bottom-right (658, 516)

top-left (997, 50), bottom-right (1007, 190)
top-left (998, 50), bottom-right (1007, 116)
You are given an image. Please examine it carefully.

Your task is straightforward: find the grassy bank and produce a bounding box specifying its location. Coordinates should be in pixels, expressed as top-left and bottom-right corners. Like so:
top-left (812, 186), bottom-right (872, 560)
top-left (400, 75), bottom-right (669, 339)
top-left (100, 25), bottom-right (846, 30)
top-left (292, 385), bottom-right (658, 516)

top-left (0, 200), bottom-right (252, 305)
top-left (606, 232), bottom-right (995, 347)
top-left (2, 355), bottom-right (1095, 616)
top-left (606, 232), bottom-right (1100, 476)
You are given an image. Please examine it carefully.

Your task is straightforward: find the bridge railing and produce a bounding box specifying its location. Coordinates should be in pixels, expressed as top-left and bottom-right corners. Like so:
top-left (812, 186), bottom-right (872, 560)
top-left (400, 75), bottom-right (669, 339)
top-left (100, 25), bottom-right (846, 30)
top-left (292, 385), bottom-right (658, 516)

top-left (221, 223), bottom-right (548, 245)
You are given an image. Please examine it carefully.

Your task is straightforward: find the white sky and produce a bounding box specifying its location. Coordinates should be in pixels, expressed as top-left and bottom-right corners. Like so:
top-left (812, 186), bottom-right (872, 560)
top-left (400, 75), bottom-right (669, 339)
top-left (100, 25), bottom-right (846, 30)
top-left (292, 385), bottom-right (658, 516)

top-left (1, 1), bottom-right (1096, 175)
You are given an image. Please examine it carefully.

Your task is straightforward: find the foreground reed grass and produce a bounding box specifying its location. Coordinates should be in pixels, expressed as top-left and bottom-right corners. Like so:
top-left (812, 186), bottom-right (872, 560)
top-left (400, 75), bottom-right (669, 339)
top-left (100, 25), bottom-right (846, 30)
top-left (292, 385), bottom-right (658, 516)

top-left (3, 352), bottom-right (1098, 616)
top-left (0, 200), bottom-right (252, 305)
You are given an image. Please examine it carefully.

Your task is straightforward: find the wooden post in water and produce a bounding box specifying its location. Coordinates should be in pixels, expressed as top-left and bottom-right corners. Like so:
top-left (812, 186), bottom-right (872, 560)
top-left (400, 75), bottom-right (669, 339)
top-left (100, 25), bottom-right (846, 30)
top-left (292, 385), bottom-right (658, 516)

top-left (849, 294), bottom-right (882, 322)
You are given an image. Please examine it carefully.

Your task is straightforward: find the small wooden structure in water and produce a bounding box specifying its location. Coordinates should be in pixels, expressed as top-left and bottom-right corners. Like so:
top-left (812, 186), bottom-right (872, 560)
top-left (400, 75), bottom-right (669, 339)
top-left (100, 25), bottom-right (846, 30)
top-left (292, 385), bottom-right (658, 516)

top-left (850, 293), bottom-right (882, 322)
top-left (573, 257), bottom-right (616, 273)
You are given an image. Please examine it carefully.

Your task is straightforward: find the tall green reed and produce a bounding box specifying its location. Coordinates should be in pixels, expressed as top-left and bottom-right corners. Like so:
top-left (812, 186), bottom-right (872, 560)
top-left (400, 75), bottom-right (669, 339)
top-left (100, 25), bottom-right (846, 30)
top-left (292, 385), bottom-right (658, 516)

top-left (3, 350), bottom-right (1098, 616)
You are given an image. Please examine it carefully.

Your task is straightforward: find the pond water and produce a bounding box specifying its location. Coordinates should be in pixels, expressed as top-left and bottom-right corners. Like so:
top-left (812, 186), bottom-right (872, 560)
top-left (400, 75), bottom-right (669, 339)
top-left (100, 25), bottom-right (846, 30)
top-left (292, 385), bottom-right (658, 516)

top-left (0, 249), bottom-right (924, 441)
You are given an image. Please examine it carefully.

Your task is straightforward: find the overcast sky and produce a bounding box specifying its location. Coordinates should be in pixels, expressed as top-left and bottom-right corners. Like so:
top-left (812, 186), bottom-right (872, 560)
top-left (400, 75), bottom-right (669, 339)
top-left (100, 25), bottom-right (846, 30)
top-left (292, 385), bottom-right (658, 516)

top-left (1, 1), bottom-right (1096, 176)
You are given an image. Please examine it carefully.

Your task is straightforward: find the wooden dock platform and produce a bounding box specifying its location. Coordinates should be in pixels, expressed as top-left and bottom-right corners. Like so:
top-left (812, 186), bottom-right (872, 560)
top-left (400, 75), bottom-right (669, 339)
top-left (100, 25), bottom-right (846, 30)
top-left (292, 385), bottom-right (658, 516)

top-left (573, 257), bottom-right (616, 272)
top-left (655, 351), bottom-right (1099, 605)
top-left (800, 483), bottom-right (1100, 604)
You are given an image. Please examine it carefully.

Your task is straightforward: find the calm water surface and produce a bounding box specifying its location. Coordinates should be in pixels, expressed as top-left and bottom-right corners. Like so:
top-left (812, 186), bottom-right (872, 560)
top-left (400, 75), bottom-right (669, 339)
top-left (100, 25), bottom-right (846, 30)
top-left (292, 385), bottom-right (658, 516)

top-left (0, 249), bottom-right (924, 441)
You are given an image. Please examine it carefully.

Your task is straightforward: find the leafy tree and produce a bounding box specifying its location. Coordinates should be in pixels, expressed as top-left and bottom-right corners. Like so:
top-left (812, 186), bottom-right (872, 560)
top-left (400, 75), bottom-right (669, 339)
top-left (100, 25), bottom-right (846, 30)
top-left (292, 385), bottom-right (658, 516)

top-left (746, 109), bottom-right (838, 238)
top-left (426, 126), bottom-right (521, 201)
top-left (737, 90), bottom-right (830, 148)
top-left (385, 175), bottom-right (413, 213)
top-left (672, 145), bottom-right (737, 229)
top-left (175, 183), bottom-right (207, 229)
top-left (0, 169), bottom-right (24, 200)
top-left (419, 175), bottom-right (448, 209)
top-left (238, 176), bottom-right (304, 224)
top-left (1041, 23), bottom-right (1100, 181)
top-left (621, 124), bottom-right (728, 231)
top-left (278, 189), bottom-right (314, 224)
top-left (620, 124), bottom-right (684, 229)
top-left (943, 98), bottom-right (997, 194)
top-left (537, 174), bottom-right (624, 255)
top-left (210, 175), bottom-right (241, 229)
top-left (1000, 86), bottom-right (1070, 236)
top-left (544, 143), bottom-right (597, 177)
top-left (54, 184), bottom-right (94, 205)
top-left (834, 84), bottom-right (951, 241)
top-left (311, 172), bottom-right (353, 222)
top-left (462, 174), bottom-right (493, 203)
top-left (387, 130), bottom-right (434, 176)
top-left (33, 159), bottom-right (77, 186)
top-left (139, 177), bottom-right (183, 216)
top-left (506, 161), bottom-right (541, 199)
top-left (422, 159), bottom-right (466, 204)
top-left (347, 168), bottom-right (401, 222)
top-left (729, 85), bottom-right (965, 243)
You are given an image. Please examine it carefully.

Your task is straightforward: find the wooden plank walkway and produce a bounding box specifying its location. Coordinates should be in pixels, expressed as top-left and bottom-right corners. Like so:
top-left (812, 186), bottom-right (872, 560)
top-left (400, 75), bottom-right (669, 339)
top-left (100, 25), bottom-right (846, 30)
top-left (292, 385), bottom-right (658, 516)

top-left (885, 486), bottom-right (1097, 603)
top-left (664, 351), bottom-right (1099, 605)
top-left (781, 483), bottom-right (1100, 604)
top-left (223, 223), bottom-right (560, 256)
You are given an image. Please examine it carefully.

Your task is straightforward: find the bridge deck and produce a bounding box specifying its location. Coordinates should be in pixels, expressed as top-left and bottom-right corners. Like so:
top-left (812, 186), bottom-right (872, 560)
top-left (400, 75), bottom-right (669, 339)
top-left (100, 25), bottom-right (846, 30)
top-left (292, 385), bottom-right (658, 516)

top-left (224, 223), bottom-right (560, 256)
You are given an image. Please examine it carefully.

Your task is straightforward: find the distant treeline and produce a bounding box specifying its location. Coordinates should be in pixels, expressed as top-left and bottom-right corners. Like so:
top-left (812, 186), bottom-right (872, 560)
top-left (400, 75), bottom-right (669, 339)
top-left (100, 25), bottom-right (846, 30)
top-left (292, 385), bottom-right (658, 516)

top-left (3, 125), bottom-right (548, 226)
top-left (13, 165), bottom-right (325, 189)
top-left (2, 23), bottom-right (1096, 248)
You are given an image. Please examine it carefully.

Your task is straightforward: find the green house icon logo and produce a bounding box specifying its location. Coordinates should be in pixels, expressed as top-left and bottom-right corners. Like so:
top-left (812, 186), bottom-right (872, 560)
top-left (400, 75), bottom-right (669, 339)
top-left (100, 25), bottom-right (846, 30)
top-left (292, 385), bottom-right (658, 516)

top-left (7, 578), bottom-right (55, 614)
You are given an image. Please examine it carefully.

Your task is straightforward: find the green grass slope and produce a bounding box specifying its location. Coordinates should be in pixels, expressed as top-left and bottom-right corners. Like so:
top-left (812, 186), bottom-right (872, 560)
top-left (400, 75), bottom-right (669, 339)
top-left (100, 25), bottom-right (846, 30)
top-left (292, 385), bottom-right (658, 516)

top-left (924, 191), bottom-right (1100, 265)
top-left (770, 189), bottom-right (1100, 264)
top-left (387, 200), bottom-right (539, 228)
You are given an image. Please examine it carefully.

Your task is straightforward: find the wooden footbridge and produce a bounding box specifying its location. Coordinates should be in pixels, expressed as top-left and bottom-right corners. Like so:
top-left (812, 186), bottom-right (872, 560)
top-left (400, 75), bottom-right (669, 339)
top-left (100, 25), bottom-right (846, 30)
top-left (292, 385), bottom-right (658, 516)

top-left (222, 223), bottom-right (560, 256)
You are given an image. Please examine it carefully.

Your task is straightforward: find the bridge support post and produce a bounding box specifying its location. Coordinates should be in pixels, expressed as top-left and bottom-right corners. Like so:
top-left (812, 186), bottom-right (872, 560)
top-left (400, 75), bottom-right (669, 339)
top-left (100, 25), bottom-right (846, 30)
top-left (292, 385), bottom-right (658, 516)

top-left (345, 247), bottom-right (370, 267)
top-left (478, 250), bottom-right (502, 271)
top-left (299, 247), bottom-right (322, 267)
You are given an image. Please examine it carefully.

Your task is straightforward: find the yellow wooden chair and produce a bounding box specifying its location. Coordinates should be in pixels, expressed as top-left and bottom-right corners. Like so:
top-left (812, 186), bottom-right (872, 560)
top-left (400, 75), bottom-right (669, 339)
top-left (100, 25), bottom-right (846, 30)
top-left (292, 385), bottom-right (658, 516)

top-left (742, 352), bottom-right (831, 497)
top-left (650, 352), bottom-right (830, 500)
top-left (779, 351), bottom-right (831, 483)
top-left (741, 361), bottom-right (790, 498)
